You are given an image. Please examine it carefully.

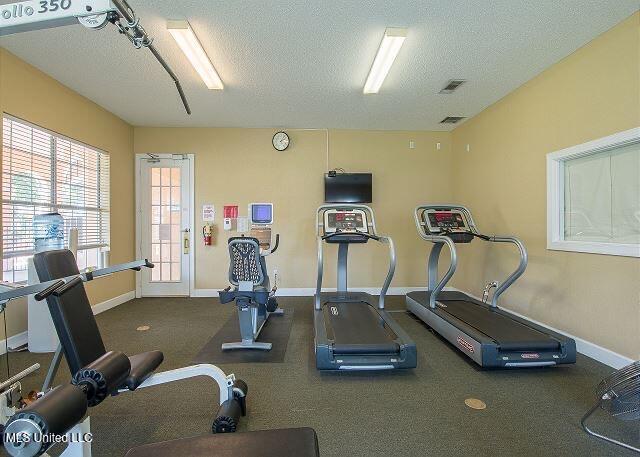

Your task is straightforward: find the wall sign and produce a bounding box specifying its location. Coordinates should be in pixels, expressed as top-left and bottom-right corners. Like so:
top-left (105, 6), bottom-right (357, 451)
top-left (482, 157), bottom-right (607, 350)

top-left (223, 205), bottom-right (238, 219)
top-left (202, 204), bottom-right (215, 222)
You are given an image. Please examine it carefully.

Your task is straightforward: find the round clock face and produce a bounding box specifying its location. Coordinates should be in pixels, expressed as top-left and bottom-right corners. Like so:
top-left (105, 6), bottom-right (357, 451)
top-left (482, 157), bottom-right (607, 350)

top-left (272, 132), bottom-right (290, 151)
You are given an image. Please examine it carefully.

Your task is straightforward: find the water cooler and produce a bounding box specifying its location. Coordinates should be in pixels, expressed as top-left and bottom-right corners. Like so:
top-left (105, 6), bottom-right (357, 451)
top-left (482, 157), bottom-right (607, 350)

top-left (27, 213), bottom-right (77, 353)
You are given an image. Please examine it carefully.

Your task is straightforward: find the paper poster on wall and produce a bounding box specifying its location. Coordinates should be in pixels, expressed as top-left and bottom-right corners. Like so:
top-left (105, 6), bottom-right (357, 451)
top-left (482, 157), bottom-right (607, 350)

top-left (202, 204), bottom-right (215, 222)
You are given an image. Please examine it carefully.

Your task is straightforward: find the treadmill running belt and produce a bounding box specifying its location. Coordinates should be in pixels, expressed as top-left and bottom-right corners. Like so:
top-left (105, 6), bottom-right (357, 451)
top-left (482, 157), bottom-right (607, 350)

top-left (442, 300), bottom-right (560, 351)
top-left (324, 302), bottom-right (400, 355)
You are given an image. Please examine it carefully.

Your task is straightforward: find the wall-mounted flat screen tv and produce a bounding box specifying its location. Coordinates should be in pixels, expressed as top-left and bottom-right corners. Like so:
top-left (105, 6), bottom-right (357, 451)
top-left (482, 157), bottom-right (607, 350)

top-left (324, 173), bottom-right (372, 203)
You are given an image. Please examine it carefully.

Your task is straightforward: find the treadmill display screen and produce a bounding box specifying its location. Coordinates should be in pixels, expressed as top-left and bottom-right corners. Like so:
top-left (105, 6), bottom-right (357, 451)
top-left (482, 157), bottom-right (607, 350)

top-left (426, 211), bottom-right (468, 231)
top-left (326, 211), bottom-right (366, 232)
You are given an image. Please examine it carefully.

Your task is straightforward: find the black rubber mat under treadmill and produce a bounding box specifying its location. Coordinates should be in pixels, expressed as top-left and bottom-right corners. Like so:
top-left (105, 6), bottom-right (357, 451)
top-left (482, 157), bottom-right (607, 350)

top-left (192, 309), bottom-right (294, 364)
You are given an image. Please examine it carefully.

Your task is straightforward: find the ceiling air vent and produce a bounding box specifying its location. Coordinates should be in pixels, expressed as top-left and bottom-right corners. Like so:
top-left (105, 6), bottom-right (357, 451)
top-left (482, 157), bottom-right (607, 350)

top-left (439, 79), bottom-right (467, 94)
top-left (440, 116), bottom-right (466, 124)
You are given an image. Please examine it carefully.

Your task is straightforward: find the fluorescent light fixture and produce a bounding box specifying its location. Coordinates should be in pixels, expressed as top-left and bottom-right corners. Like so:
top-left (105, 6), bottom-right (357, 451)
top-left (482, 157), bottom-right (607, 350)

top-left (363, 27), bottom-right (407, 94)
top-left (167, 20), bottom-right (224, 90)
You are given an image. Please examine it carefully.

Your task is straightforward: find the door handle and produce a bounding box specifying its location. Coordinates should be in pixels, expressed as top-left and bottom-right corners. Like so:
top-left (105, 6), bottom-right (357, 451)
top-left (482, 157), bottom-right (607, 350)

top-left (183, 228), bottom-right (190, 254)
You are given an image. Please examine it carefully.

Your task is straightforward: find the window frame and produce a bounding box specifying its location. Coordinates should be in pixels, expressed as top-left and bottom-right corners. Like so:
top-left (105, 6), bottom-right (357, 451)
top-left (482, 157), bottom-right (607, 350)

top-left (546, 127), bottom-right (640, 258)
top-left (2, 114), bottom-right (111, 280)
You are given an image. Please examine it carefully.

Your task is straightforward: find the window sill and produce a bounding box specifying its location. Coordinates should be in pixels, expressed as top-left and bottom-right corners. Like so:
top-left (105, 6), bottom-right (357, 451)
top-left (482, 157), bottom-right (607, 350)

top-left (547, 240), bottom-right (640, 258)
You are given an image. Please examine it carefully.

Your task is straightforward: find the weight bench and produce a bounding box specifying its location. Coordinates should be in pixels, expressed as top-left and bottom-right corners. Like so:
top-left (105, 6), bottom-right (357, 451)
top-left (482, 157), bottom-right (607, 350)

top-left (4, 351), bottom-right (319, 457)
top-left (32, 249), bottom-right (248, 436)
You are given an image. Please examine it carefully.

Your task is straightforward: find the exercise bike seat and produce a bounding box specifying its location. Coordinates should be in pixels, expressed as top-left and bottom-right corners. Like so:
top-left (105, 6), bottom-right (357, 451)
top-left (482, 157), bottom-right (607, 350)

top-left (124, 351), bottom-right (164, 390)
top-left (124, 427), bottom-right (320, 457)
top-left (219, 288), bottom-right (271, 305)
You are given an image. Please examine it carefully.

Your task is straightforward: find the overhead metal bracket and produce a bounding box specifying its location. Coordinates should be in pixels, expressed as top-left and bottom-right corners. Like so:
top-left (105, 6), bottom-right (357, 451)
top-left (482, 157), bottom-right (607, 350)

top-left (0, 0), bottom-right (191, 115)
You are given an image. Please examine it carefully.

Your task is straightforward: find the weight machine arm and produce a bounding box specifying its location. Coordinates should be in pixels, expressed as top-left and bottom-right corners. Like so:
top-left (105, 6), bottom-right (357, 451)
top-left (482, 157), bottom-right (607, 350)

top-left (0, 0), bottom-right (191, 115)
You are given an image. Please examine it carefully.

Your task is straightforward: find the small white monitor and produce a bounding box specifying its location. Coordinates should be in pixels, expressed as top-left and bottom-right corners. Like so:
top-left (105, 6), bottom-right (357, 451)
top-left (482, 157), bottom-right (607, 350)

top-left (249, 203), bottom-right (273, 225)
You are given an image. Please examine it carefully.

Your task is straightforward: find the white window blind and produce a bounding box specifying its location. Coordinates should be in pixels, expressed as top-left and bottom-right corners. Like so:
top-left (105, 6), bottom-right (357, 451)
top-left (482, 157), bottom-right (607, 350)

top-left (2, 116), bottom-right (110, 281)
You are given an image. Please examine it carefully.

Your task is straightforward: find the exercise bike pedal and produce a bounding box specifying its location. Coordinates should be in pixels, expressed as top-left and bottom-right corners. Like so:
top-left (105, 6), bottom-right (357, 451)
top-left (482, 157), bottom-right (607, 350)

top-left (266, 297), bottom-right (279, 313)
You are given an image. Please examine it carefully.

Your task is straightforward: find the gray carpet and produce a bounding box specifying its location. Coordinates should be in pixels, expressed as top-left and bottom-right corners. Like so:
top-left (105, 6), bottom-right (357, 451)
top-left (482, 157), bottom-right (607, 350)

top-left (1, 295), bottom-right (638, 457)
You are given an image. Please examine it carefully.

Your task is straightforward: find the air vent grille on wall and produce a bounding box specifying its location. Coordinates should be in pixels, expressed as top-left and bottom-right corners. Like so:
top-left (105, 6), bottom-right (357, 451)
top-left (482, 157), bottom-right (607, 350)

top-left (439, 79), bottom-right (467, 94)
top-left (440, 116), bottom-right (466, 124)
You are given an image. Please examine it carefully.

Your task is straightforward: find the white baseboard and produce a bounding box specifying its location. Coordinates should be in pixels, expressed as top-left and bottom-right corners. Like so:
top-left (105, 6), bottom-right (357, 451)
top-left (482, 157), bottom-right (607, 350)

top-left (1, 291), bottom-right (135, 355)
top-left (191, 289), bottom-right (220, 297)
top-left (449, 287), bottom-right (634, 370)
top-left (497, 305), bottom-right (634, 370)
top-left (92, 291), bottom-right (136, 315)
top-left (0, 331), bottom-right (28, 355)
top-left (191, 286), bottom-right (429, 298)
top-left (63, 286), bottom-right (633, 370)
top-left (193, 285), bottom-right (634, 368)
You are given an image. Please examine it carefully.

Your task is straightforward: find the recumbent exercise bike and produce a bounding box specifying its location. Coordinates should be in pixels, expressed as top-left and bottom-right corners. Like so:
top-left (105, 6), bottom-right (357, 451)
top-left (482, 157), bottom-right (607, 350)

top-left (219, 234), bottom-right (283, 350)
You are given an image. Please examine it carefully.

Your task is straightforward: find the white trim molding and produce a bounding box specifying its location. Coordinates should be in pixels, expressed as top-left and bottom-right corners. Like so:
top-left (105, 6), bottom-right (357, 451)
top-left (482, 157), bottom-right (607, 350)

top-left (192, 286), bottom-right (430, 298)
top-left (501, 305), bottom-right (634, 370)
top-left (547, 127), bottom-right (640, 258)
top-left (0, 331), bottom-right (28, 355)
top-left (90, 286), bottom-right (638, 368)
top-left (92, 291), bottom-right (136, 315)
top-left (3, 291), bottom-right (135, 355)
top-left (452, 287), bottom-right (635, 369)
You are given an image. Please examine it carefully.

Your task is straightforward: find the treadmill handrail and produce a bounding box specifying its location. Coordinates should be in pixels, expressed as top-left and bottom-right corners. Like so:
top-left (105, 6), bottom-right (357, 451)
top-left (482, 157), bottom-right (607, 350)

top-left (378, 236), bottom-right (396, 310)
top-left (485, 236), bottom-right (528, 308)
top-left (427, 236), bottom-right (458, 309)
top-left (315, 236), bottom-right (324, 310)
top-left (413, 205), bottom-right (528, 308)
top-left (314, 230), bottom-right (397, 310)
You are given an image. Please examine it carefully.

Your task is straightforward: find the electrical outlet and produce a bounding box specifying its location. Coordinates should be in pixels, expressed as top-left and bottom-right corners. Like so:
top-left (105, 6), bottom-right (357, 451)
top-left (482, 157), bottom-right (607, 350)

top-left (436, 142), bottom-right (441, 151)
top-left (409, 140), bottom-right (415, 149)
top-left (466, 144), bottom-right (471, 152)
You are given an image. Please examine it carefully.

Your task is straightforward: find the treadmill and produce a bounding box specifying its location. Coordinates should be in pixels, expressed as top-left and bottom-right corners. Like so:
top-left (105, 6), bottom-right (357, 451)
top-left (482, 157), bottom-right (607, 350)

top-left (406, 204), bottom-right (576, 368)
top-left (314, 204), bottom-right (417, 371)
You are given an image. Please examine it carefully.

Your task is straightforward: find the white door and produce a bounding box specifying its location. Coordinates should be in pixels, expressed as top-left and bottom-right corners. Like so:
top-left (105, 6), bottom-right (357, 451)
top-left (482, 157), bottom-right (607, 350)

top-left (137, 155), bottom-right (192, 296)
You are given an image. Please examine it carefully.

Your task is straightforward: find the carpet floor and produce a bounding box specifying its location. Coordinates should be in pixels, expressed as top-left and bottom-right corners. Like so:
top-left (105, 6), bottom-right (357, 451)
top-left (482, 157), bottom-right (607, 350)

top-left (2, 296), bottom-right (638, 457)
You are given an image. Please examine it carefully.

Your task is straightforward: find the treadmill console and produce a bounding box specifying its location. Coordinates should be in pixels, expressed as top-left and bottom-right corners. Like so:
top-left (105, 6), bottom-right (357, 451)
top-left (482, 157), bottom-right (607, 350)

top-left (423, 209), bottom-right (473, 243)
top-left (323, 209), bottom-right (370, 243)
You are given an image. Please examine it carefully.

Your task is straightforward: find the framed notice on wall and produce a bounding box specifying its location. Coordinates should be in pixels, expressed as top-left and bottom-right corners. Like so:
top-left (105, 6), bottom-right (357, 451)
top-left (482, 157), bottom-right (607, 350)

top-left (202, 204), bottom-right (215, 222)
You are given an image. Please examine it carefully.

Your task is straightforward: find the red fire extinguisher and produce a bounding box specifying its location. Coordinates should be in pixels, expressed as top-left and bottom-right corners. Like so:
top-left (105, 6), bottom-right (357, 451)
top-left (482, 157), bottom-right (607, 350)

top-left (203, 224), bottom-right (213, 246)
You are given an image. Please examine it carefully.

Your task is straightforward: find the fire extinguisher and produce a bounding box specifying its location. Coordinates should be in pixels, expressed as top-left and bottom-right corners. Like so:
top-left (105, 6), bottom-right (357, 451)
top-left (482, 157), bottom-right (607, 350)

top-left (203, 224), bottom-right (213, 246)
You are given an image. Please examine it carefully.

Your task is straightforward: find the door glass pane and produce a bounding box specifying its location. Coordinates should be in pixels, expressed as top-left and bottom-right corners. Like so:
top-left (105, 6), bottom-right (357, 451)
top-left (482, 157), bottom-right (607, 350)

top-left (150, 166), bottom-right (182, 282)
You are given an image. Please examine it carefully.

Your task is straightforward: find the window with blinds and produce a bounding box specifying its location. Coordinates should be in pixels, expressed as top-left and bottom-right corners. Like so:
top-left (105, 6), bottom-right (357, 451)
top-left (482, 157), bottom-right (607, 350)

top-left (2, 116), bottom-right (110, 282)
top-left (547, 127), bottom-right (640, 258)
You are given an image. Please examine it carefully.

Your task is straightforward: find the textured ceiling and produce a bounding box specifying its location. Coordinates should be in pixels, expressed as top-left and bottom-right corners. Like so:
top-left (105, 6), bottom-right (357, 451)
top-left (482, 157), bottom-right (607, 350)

top-left (1, 1), bottom-right (637, 130)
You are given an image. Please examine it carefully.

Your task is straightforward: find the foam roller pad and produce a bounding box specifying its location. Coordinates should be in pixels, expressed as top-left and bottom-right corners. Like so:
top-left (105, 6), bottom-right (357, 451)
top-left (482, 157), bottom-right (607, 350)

top-left (6, 384), bottom-right (88, 440)
top-left (73, 351), bottom-right (131, 406)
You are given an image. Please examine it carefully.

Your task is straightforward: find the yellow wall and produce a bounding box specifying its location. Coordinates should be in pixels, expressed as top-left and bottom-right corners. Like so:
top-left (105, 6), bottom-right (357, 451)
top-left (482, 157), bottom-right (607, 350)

top-left (2, 12), bottom-right (636, 362)
top-left (0, 49), bottom-right (136, 340)
top-left (450, 13), bottom-right (640, 359)
top-left (134, 128), bottom-right (452, 290)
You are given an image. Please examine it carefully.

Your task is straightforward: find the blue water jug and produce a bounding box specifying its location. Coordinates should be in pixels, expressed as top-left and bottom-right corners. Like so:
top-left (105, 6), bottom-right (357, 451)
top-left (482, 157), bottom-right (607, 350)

top-left (33, 212), bottom-right (65, 253)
